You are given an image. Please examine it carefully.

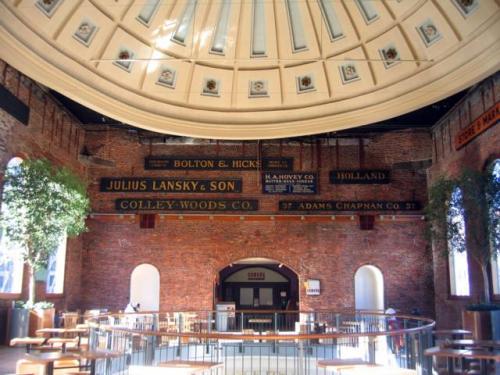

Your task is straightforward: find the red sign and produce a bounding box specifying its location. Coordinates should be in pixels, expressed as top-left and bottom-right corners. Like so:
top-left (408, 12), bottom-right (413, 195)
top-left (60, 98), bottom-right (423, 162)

top-left (455, 102), bottom-right (499, 150)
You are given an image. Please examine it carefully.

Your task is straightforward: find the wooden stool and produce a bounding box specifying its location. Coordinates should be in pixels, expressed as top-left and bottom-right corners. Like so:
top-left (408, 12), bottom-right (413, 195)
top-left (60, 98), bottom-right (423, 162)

top-left (16, 359), bottom-right (46, 375)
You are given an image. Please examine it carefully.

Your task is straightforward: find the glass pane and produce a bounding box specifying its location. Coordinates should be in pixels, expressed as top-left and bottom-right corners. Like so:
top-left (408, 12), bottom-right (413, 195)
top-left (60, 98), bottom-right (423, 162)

top-left (240, 288), bottom-right (253, 305)
top-left (259, 288), bottom-right (273, 306)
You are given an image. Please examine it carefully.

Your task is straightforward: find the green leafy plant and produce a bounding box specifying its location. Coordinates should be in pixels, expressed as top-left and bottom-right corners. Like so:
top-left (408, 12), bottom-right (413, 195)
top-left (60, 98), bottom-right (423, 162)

top-left (426, 167), bottom-right (500, 304)
top-left (0, 159), bottom-right (89, 305)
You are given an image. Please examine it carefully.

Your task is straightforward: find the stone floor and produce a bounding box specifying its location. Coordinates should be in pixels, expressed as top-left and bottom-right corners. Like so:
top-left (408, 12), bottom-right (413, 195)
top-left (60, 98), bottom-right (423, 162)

top-left (0, 345), bottom-right (24, 374)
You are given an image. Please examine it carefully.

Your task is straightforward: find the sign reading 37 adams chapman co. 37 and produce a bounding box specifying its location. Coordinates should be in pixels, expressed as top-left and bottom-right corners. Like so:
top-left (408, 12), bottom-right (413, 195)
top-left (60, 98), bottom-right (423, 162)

top-left (145, 157), bottom-right (293, 171)
top-left (100, 178), bottom-right (242, 193)
top-left (279, 201), bottom-right (421, 211)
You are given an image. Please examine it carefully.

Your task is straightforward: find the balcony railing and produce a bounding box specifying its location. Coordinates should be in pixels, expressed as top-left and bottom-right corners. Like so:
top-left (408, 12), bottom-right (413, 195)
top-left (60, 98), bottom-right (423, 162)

top-left (86, 310), bottom-right (435, 374)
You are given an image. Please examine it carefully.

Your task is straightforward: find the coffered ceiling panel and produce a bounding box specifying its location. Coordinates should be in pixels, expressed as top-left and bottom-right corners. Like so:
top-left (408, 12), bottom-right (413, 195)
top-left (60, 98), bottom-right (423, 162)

top-left (0, 0), bottom-right (499, 139)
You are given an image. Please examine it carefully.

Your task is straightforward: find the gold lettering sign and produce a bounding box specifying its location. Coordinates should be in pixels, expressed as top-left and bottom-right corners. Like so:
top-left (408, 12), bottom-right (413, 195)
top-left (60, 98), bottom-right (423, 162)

top-left (100, 178), bottom-right (242, 193)
top-left (455, 102), bottom-right (499, 150)
top-left (330, 170), bottom-right (390, 184)
top-left (279, 201), bottom-right (420, 211)
top-left (116, 199), bottom-right (258, 212)
top-left (145, 157), bottom-right (293, 171)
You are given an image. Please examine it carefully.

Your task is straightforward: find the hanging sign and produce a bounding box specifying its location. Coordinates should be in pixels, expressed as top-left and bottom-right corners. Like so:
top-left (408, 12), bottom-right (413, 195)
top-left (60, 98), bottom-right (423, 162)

top-left (100, 178), bottom-right (242, 193)
top-left (145, 157), bottom-right (293, 171)
top-left (262, 172), bottom-right (318, 194)
top-left (279, 201), bottom-right (420, 211)
top-left (116, 198), bottom-right (258, 212)
top-left (455, 102), bottom-right (499, 150)
top-left (330, 170), bottom-right (390, 184)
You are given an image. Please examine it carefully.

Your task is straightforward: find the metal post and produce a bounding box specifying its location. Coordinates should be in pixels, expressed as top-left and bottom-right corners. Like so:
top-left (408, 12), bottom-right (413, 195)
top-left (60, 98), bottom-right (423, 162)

top-left (368, 336), bottom-right (376, 364)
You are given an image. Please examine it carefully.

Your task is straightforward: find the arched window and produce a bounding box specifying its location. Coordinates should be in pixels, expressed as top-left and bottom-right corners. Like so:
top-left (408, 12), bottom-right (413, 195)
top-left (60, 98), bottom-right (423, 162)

top-left (130, 264), bottom-right (160, 311)
top-left (0, 157), bottom-right (25, 294)
top-left (354, 265), bottom-right (384, 311)
top-left (46, 235), bottom-right (67, 294)
top-left (487, 160), bottom-right (500, 295)
top-left (448, 187), bottom-right (470, 296)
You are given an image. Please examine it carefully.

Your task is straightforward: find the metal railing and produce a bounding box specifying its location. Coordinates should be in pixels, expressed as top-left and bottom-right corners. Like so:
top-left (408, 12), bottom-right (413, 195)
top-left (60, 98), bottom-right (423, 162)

top-left (86, 310), bottom-right (435, 375)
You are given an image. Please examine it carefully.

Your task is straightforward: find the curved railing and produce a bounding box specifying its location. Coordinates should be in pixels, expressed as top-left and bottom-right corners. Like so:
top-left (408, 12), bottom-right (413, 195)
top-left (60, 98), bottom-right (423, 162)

top-left (86, 310), bottom-right (435, 374)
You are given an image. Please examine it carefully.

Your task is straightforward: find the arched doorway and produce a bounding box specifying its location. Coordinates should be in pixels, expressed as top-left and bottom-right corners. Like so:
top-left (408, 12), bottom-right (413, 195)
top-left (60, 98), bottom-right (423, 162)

top-left (354, 265), bottom-right (384, 311)
top-left (130, 264), bottom-right (160, 311)
top-left (216, 258), bottom-right (299, 330)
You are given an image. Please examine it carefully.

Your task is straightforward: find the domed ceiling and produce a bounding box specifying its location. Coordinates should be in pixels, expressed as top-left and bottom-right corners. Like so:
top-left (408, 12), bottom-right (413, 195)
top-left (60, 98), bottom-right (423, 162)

top-left (0, 0), bottom-right (499, 139)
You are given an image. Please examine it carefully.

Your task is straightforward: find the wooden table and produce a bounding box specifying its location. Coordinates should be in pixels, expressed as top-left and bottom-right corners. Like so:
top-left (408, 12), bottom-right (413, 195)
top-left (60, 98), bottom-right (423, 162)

top-left (10, 337), bottom-right (47, 352)
top-left (424, 346), bottom-right (500, 375)
top-left (317, 359), bottom-right (416, 374)
top-left (24, 351), bottom-right (79, 375)
top-left (78, 350), bottom-right (123, 375)
top-left (36, 328), bottom-right (88, 337)
top-left (433, 329), bottom-right (472, 340)
top-left (129, 361), bottom-right (224, 375)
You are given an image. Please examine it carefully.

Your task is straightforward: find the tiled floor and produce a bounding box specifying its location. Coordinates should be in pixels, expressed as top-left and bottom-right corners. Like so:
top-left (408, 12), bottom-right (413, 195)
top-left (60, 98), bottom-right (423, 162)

top-left (0, 345), bottom-right (24, 374)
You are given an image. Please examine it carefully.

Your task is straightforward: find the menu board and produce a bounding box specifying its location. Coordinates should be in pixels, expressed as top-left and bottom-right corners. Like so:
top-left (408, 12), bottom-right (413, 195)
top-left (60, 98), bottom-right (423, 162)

top-left (262, 172), bottom-right (317, 194)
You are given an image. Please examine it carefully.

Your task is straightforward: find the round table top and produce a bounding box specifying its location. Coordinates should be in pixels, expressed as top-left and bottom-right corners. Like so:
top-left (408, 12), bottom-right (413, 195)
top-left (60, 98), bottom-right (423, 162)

top-left (25, 351), bottom-right (78, 363)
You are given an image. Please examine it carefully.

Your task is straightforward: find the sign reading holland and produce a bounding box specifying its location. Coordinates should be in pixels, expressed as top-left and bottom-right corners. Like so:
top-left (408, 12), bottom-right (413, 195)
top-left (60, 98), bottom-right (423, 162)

top-left (279, 201), bottom-right (421, 211)
top-left (116, 199), bottom-right (258, 211)
top-left (100, 178), bottom-right (242, 193)
top-left (145, 157), bottom-right (293, 171)
top-left (330, 170), bottom-right (390, 184)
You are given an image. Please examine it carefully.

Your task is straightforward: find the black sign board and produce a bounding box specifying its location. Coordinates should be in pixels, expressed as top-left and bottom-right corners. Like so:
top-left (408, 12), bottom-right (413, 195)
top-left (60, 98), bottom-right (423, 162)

top-left (100, 178), bottom-right (242, 193)
top-left (145, 157), bottom-right (293, 171)
top-left (279, 201), bottom-right (420, 211)
top-left (116, 199), bottom-right (258, 212)
top-left (0, 85), bottom-right (29, 125)
top-left (263, 172), bottom-right (318, 194)
top-left (329, 170), bottom-right (390, 184)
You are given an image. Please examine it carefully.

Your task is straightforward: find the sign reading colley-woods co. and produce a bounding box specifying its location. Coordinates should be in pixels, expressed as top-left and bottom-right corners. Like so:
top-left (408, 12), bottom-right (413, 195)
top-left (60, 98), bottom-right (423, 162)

top-left (263, 172), bottom-right (318, 194)
top-left (455, 102), bottom-right (499, 150)
top-left (330, 170), bottom-right (390, 184)
top-left (279, 201), bottom-right (421, 211)
top-left (145, 157), bottom-right (293, 171)
top-left (100, 178), bottom-right (242, 193)
top-left (116, 199), bottom-right (258, 211)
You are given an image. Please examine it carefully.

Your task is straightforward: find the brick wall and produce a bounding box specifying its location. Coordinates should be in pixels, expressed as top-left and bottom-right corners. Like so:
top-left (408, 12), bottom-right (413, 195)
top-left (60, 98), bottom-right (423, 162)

top-left (428, 72), bottom-right (500, 328)
top-left (81, 128), bottom-right (435, 316)
top-left (0, 61), bottom-right (87, 311)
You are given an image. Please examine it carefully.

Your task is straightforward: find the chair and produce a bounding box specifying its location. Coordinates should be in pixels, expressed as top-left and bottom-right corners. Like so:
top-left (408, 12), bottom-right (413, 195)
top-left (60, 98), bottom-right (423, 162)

top-left (62, 313), bottom-right (79, 329)
top-left (16, 359), bottom-right (45, 375)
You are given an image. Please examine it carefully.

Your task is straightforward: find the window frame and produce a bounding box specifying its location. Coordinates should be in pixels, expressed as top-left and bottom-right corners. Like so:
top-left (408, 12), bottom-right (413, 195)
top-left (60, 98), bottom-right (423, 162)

top-left (486, 158), bottom-right (500, 299)
top-left (0, 157), bottom-right (25, 296)
top-left (447, 186), bottom-right (471, 298)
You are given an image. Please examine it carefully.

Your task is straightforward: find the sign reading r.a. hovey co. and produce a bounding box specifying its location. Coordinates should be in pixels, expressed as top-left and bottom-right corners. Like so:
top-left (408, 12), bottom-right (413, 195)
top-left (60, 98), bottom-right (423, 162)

top-left (330, 170), bottom-right (390, 184)
top-left (262, 172), bottom-right (318, 194)
top-left (100, 177), bottom-right (242, 193)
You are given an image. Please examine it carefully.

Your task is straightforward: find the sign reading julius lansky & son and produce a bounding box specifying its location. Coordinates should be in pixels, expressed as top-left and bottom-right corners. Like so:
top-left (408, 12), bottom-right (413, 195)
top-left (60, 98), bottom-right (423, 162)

top-left (279, 201), bottom-right (420, 211)
top-left (330, 170), bottom-right (390, 184)
top-left (116, 199), bottom-right (258, 212)
top-left (145, 157), bottom-right (293, 171)
top-left (263, 172), bottom-right (318, 194)
top-left (100, 178), bottom-right (242, 193)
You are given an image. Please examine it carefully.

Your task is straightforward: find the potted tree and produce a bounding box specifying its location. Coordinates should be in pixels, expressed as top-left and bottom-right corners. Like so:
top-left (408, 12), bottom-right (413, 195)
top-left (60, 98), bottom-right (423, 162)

top-left (426, 167), bottom-right (500, 339)
top-left (0, 158), bottom-right (89, 337)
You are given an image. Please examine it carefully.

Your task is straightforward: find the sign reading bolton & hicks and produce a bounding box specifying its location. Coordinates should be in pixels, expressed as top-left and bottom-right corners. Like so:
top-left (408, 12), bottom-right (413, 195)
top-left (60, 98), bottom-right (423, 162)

top-left (263, 172), bottom-right (318, 194)
top-left (116, 199), bottom-right (258, 212)
top-left (455, 102), bottom-right (499, 150)
top-left (279, 201), bottom-right (420, 211)
top-left (100, 178), bottom-right (242, 193)
top-left (145, 157), bottom-right (293, 171)
top-left (330, 170), bottom-right (390, 184)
